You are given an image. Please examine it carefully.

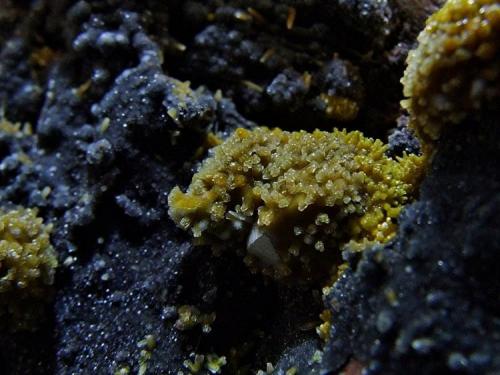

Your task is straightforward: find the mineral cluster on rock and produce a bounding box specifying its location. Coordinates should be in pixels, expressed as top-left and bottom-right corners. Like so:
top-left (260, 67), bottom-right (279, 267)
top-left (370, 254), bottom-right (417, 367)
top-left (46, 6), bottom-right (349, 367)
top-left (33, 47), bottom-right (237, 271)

top-left (1, 0), bottom-right (499, 374)
top-left (169, 127), bottom-right (424, 280)
top-left (402, 0), bottom-right (500, 144)
top-left (0, 207), bottom-right (57, 330)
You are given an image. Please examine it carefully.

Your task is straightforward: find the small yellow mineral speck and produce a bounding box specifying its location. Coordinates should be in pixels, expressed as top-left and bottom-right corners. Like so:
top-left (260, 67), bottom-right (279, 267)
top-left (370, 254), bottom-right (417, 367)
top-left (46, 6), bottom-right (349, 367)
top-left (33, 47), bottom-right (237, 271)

top-left (320, 94), bottom-right (359, 121)
top-left (260, 48), bottom-right (276, 64)
top-left (241, 80), bottom-right (264, 93)
top-left (311, 350), bottom-right (323, 363)
top-left (205, 354), bottom-right (227, 374)
top-left (41, 186), bottom-right (52, 199)
top-left (74, 80), bottom-right (92, 98)
top-left (247, 7), bottom-right (267, 24)
top-left (0, 116), bottom-right (32, 137)
top-left (174, 305), bottom-right (216, 332)
top-left (30, 46), bottom-right (58, 68)
top-left (184, 354), bottom-right (205, 373)
top-left (317, 309), bottom-right (332, 341)
top-left (234, 10), bottom-right (252, 22)
top-left (114, 365), bottom-right (130, 375)
top-left (287, 7), bottom-right (297, 30)
top-left (138, 334), bottom-right (156, 351)
top-left (385, 288), bottom-right (398, 306)
top-left (100, 117), bottom-right (111, 133)
top-left (138, 349), bottom-right (151, 375)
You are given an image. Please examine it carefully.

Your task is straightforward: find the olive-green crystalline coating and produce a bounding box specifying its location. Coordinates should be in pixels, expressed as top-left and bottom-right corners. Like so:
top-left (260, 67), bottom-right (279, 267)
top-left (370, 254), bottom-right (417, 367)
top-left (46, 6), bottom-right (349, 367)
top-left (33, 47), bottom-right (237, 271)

top-left (402, 0), bottom-right (500, 143)
top-left (0, 208), bottom-right (58, 329)
top-left (168, 127), bottom-right (424, 280)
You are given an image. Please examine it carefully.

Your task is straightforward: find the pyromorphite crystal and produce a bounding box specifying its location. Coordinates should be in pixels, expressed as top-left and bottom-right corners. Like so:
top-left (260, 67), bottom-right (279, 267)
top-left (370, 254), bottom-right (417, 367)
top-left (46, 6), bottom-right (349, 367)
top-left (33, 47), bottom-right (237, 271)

top-left (0, 207), bottom-right (58, 329)
top-left (402, 0), bottom-right (500, 144)
top-left (168, 127), bottom-right (424, 280)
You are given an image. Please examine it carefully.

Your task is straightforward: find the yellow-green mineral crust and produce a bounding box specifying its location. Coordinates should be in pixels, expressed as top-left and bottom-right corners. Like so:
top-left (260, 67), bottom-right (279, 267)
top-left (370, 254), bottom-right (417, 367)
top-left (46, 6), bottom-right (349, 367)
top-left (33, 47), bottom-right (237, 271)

top-left (0, 207), bottom-right (58, 330)
top-left (168, 127), bottom-right (424, 280)
top-left (402, 0), bottom-right (500, 144)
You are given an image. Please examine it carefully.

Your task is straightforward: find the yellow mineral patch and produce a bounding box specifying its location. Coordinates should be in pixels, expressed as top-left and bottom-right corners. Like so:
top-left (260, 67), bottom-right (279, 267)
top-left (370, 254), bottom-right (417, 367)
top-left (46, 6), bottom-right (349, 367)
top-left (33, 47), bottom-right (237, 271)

top-left (321, 94), bottom-right (359, 122)
top-left (0, 207), bottom-right (58, 329)
top-left (0, 116), bottom-right (32, 136)
top-left (182, 353), bottom-right (226, 374)
top-left (0, 208), bottom-right (57, 293)
top-left (317, 309), bottom-right (332, 342)
top-left (168, 127), bottom-right (424, 280)
top-left (402, 0), bottom-right (500, 145)
top-left (172, 79), bottom-right (193, 104)
top-left (30, 46), bottom-right (58, 68)
top-left (174, 305), bottom-right (216, 333)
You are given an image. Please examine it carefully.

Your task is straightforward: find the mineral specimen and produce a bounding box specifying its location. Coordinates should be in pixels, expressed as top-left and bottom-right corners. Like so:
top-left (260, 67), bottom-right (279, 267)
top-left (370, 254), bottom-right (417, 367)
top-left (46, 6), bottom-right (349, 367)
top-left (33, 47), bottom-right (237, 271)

top-left (169, 127), bottom-right (424, 280)
top-left (2, 0), bottom-right (497, 374)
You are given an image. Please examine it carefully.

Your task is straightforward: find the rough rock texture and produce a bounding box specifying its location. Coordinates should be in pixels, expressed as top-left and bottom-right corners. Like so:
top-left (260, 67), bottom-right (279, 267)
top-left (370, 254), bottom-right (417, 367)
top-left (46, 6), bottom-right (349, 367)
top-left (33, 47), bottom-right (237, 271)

top-left (322, 115), bottom-right (500, 374)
